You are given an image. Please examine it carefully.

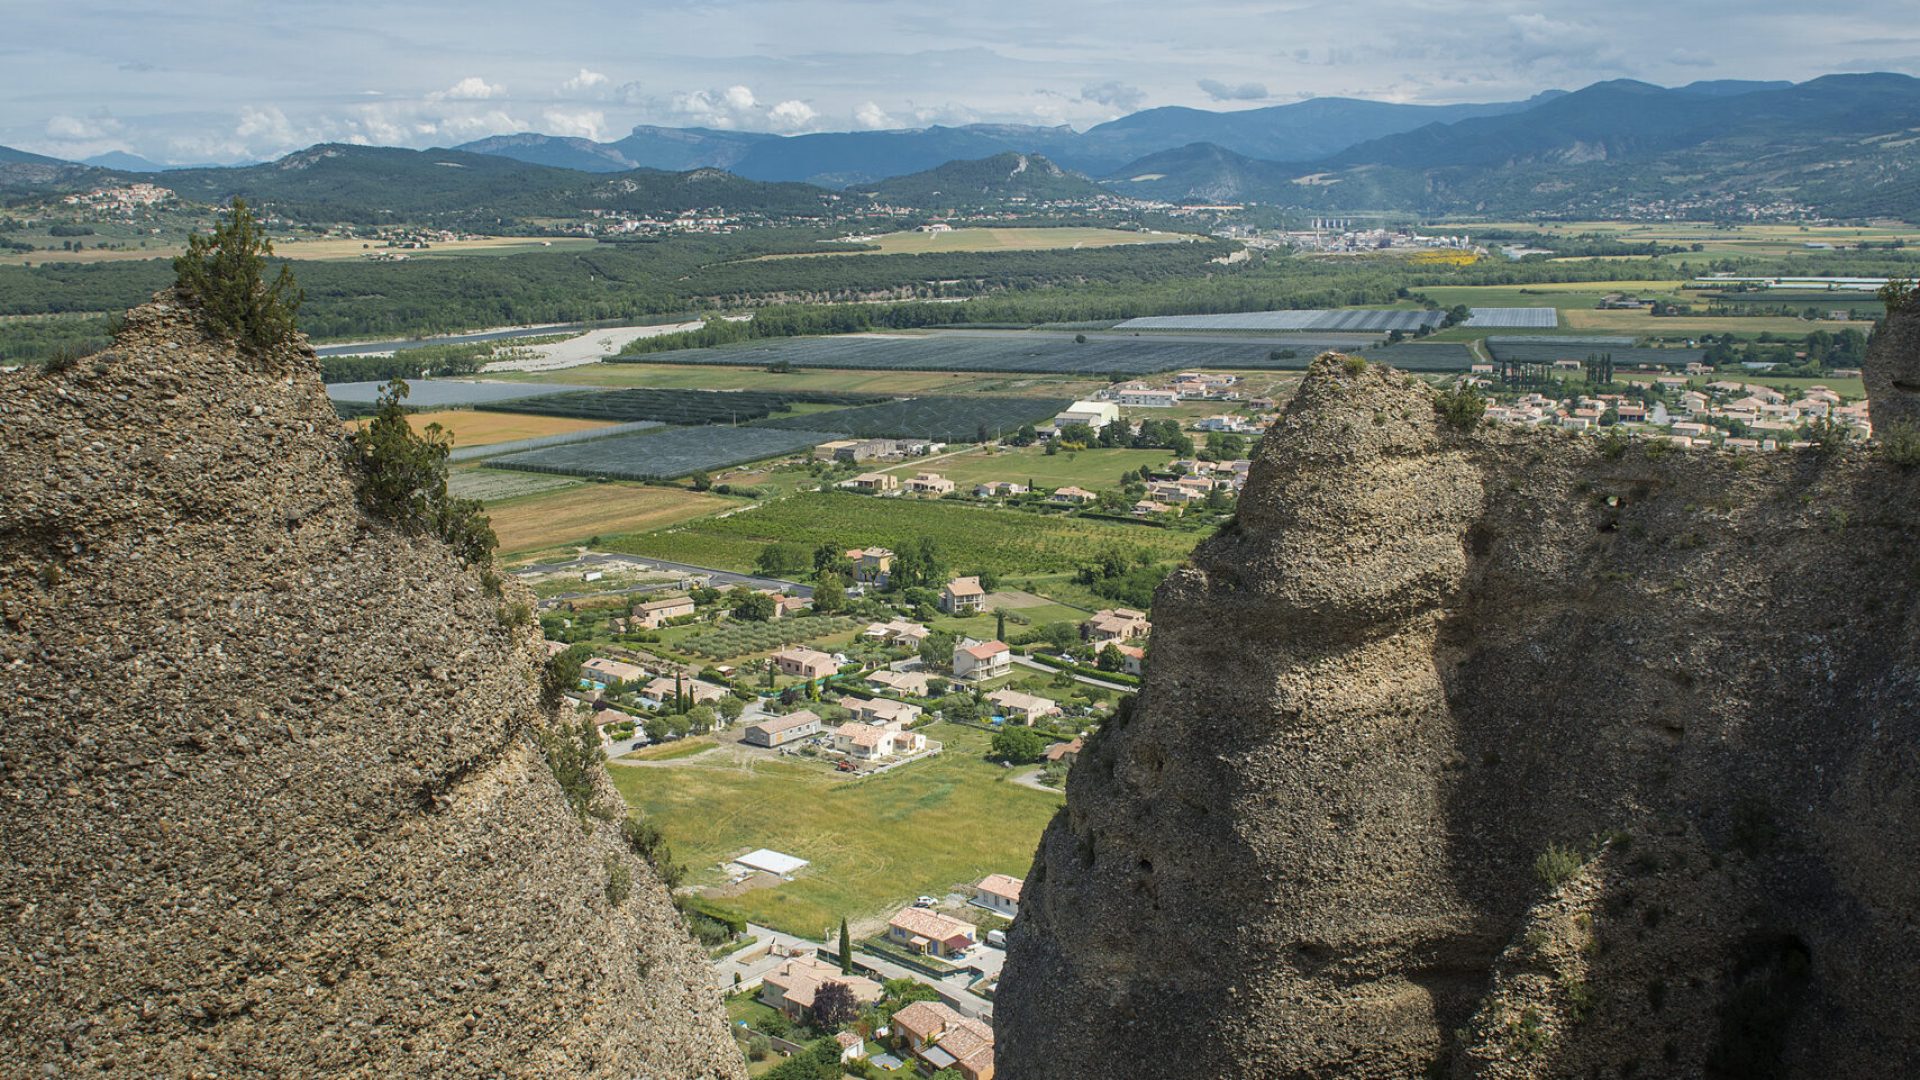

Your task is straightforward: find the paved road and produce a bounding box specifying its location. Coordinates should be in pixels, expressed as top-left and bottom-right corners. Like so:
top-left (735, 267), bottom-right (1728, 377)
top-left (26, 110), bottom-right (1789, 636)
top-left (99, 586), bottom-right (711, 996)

top-left (1010, 653), bottom-right (1136, 693)
top-left (514, 552), bottom-right (813, 598)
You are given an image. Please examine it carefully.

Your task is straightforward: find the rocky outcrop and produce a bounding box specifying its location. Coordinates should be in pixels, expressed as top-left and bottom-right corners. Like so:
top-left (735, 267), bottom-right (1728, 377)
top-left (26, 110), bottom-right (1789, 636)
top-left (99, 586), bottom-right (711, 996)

top-left (0, 297), bottom-right (746, 1078)
top-left (998, 342), bottom-right (1920, 1078)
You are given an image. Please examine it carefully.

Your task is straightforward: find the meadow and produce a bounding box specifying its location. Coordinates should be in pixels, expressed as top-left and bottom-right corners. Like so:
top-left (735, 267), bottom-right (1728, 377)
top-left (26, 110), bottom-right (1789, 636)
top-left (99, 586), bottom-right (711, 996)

top-left (878, 445), bottom-right (1174, 490)
top-left (610, 722), bottom-right (1063, 936)
top-left (779, 227), bottom-right (1196, 258)
top-left (604, 490), bottom-right (1202, 576)
top-left (483, 482), bottom-right (735, 554)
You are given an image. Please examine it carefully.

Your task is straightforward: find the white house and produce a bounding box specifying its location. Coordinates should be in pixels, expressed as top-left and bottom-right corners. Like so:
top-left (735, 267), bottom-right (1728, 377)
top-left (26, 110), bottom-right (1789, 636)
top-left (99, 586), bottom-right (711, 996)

top-left (973, 873), bottom-right (1024, 918)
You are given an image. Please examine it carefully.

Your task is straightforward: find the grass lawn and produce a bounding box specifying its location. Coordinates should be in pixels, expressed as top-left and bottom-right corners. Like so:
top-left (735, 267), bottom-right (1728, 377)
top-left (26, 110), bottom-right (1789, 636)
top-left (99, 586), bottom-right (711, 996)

top-left (610, 722), bottom-right (1062, 937)
top-left (487, 482), bottom-right (737, 554)
top-left (605, 491), bottom-right (1203, 577)
top-left (346, 409), bottom-right (616, 448)
top-left (773, 227), bottom-right (1198, 257)
top-left (877, 445), bottom-right (1172, 491)
top-left (624, 738), bottom-right (718, 762)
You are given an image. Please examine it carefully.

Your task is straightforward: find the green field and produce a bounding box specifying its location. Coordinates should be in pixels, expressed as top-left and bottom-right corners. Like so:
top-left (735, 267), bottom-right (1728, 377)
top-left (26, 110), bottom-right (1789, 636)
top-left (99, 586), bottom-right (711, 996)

top-left (880, 445), bottom-right (1174, 491)
top-left (782, 227), bottom-right (1198, 257)
top-left (611, 722), bottom-right (1062, 935)
top-left (604, 490), bottom-right (1203, 576)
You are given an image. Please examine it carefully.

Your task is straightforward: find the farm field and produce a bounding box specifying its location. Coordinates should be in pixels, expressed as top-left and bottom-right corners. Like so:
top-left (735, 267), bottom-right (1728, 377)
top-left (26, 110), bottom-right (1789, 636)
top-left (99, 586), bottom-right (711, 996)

top-left (879, 445), bottom-right (1174, 490)
top-left (345, 409), bottom-right (616, 448)
top-left (270, 236), bottom-right (602, 261)
top-left (798, 227), bottom-right (1198, 257)
top-left (488, 425), bottom-right (843, 481)
top-left (610, 721), bottom-right (1063, 936)
top-left (604, 330), bottom-right (1386, 375)
top-left (479, 387), bottom-right (883, 426)
top-left (604, 490), bottom-right (1202, 577)
top-left (756, 396), bottom-right (1071, 442)
top-left (1468, 221), bottom-right (1920, 258)
top-left (497, 362), bottom-right (1037, 396)
top-left (1485, 341), bottom-right (1706, 367)
top-left (674, 615), bottom-right (866, 661)
top-left (484, 483), bottom-right (736, 554)
top-left (447, 468), bottom-right (582, 502)
top-left (1352, 342), bottom-right (1477, 369)
top-left (1561, 309), bottom-right (1876, 335)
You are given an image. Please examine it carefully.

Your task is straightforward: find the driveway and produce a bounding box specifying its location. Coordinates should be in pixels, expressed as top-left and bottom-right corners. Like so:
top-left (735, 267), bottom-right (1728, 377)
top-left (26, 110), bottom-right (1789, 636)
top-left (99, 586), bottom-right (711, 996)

top-left (1009, 653), bottom-right (1136, 692)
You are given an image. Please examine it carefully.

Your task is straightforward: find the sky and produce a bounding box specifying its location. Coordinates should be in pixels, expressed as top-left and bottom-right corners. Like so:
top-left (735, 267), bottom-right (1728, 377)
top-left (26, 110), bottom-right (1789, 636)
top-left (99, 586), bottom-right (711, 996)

top-left (4, 0), bottom-right (1917, 164)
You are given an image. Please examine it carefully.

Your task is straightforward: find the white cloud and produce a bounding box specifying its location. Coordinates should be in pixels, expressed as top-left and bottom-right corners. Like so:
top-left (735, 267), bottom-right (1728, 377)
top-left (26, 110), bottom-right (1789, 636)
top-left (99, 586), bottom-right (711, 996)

top-left (1079, 81), bottom-right (1146, 111)
top-left (1197, 78), bottom-right (1269, 102)
top-left (46, 113), bottom-right (122, 140)
top-left (431, 76), bottom-right (503, 101)
top-left (235, 105), bottom-right (294, 145)
top-left (541, 107), bottom-right (606, 140)
top-left (768, 99), bottom-right (818, 130)
top-left (561, 68), bottom-right (610, 93)
top-left (723, 85), bottom-right (757, 111)
top-left (853, 101), bottom-right (896, 129)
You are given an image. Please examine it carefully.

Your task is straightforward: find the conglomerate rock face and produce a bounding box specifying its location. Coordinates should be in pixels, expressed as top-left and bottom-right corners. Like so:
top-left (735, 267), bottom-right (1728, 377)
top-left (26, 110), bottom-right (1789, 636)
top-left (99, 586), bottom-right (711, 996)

top-left (998, 342), bottom-right (1920, 1079)
top-left (0, 296), bottom-right (746, 1079)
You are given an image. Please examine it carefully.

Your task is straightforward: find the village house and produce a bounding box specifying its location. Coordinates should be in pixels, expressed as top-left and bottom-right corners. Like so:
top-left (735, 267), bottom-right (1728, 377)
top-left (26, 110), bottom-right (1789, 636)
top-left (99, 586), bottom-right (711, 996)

top-left (582, 657), bottom-right (647, 686)
top-left (1109, 642), bottom-right (1146, 676)
top-left (630, 595), bottom-right (696, 629)
top-left (863, 618), bottom-right (932, 649)
top-left (543, 640), bottom-right (570, 659)
top-left (842, 471), bottom-right (900, 494)
top-left (887, 908), bottom-right (979, 958)
top-left (848, 547), bottom-right (894, 588)
top-left (593, 708), bottom-right (633, 731)
top-left (743, 710), bottom-right (823, 748)
top-left (833, 721), bottom-right (926, 761)
top-left (758, 953), bottom-right (884, 1024)
top-left (867, 669), bottom-right (933, 697)
top-left (839, 695), bottom-right (923, 728)
top-left (953, 639), bottom-right (1011, 681)
top-left (941, 576), bottom-right (988, 614)
top-left (987, 689), bottom-right (1058, 724)
top-left (640, 676), bottom-right (730, 708)
top-left (766, 593), bottom-right (810, 619)
top-left (891, 1000), bottom-right (996, 1080)
top-left (1044, 736), bottom-right (1084, 767)
top-left (973, 481), bottom-right (1029, 498)
top-left (1082, 608), bottom-right (1151, 643)
top-left (973, 874), bottom-right (1024, 918)
top-left (772, 647), bottom-right (839, 680)
top-left (1047, 486), bottom-right (1098, 505)
top-left (904, 472), bottom-right (955, 496)
top-left (1132, 499), bottom-right (1178, 517)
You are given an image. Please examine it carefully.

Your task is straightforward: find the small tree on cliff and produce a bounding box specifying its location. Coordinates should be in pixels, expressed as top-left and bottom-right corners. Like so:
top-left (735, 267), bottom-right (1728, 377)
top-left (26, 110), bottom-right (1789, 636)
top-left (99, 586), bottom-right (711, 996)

top-left (172, 198), bottom-right (303, 351)
top-left (352, 378), bottom-right (497, 573)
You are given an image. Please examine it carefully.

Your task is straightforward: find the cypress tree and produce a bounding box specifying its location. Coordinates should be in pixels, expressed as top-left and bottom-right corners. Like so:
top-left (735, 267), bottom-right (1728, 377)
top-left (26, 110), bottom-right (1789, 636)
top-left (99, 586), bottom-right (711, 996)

top-left (839, 917), bottom-right (853, 974)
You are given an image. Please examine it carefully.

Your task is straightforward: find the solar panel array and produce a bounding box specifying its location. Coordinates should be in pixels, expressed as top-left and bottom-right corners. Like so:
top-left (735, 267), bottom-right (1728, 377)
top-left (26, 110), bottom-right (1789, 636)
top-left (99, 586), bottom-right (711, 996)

top-left (1460, 308), bottom-right (1561, 329)
top-left (609, 333), bottom-right (1385, 375)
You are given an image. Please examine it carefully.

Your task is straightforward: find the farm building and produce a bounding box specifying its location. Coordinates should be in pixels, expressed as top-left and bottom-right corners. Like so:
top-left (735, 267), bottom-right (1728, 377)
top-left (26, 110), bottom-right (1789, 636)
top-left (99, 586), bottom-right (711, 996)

top-left (842, 472), bottom-right (900, 494)
top-left (733, 849), bottom-right (810, 877)
top-left (744, 711), bottom-right (823, 747)
top-left (1052, 400), bottom-right (1120, 431)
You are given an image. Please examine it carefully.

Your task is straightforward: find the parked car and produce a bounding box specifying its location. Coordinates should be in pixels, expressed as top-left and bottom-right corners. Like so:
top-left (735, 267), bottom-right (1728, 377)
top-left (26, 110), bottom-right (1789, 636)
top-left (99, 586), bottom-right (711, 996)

top-left (914, 896), bottom-right (937, 908)
top-left (986, 929), bottom-right (1007, 948)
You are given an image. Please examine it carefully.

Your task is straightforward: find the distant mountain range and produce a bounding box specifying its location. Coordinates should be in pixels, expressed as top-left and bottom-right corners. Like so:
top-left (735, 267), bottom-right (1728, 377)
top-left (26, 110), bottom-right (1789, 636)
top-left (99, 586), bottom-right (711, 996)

top-left (450, 93), bottom-right (1566, 186)
top-left (3, 74), bottom-right (1915, 220)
